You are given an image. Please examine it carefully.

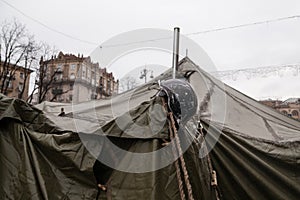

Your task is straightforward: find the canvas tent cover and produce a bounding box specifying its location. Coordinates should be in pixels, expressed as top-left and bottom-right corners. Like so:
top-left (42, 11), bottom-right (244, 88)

top-left (0, 57), bottom-right (300, 200)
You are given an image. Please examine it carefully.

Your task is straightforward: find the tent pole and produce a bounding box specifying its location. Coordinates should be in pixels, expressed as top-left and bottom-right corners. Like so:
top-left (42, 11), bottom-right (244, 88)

top-left (172, 27), bottom-right (180, 79)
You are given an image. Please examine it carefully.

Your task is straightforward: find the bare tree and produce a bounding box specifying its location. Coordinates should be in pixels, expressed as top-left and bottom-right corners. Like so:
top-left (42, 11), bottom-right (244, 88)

top-left (18, 37), bottom-right (40, 99)
top-left (119, 76), bottom-right (138, 92)
top-left (27, 43), bottom-right (55, 103)
top-left (0, 19), bottom-right (70, 104)
top-left (27, 44), bottom-right (70, 104)
top-left (0, 19), bottom-right (34, 97)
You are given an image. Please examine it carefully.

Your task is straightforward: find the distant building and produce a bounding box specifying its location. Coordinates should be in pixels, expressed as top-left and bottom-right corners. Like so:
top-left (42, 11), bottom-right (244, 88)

top-left (260, 98), bottom-right (300, 120)
top-left (259, 99), bottom-right (283, 108)
top-left (39, 51), bottom-right (118, 103)
top-left (0, 61), bottom-right (32, 100)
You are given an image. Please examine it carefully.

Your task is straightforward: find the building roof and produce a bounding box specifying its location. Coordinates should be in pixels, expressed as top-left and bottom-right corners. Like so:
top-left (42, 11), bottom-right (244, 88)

top-left (0, 61), bottom-right (33, 73)
top-left (41, 51), bottom-right (86, 64)
top-left (283, 98), bottom-right (300, 104)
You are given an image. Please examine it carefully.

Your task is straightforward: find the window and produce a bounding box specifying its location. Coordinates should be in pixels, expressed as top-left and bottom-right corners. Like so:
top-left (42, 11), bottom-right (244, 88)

top-left (56, 95), bottom-right (62, 102)
top-left (69, 94), bottom-right (73, 101)
top-left (71, 64), bottom-right (76, 70)
top-left (70, 73), bottom-right (75, 80)
top-left (91, 93), bottom-right (97, 100)
top-left (54, 74), bottom-right (62, 81)
top-left (57, 64), bottom-right (63, 72)
top-left (292, 110), bottom-right (299, 116)
top-left (281, 110), bottom-right (288, 115)
top-left (6, 80), bottom-right (12, 88)
top-left (20, 72), bottom-right (24, 79)
top-left (18, 82), bottom-right (23, 92)
top-left (54, 94), bottom-right (64, 102)
top-left (87, 69), bottom-right (91, 81)
top-left (96, 73), bottom-right (100, 85)
top-left (70, 83), bottom-right (73, 90)
top-left (107, 79), bottom-right (111, 94)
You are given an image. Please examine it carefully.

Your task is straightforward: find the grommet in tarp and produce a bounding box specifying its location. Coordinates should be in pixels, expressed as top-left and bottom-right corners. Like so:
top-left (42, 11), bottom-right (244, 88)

top-left (211, 170), bottom-right (218, 186)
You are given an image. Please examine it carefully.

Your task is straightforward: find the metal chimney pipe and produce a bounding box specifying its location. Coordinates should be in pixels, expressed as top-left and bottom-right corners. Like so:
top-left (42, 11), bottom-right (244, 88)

top-left (172, 27), bottom-right (180, 79)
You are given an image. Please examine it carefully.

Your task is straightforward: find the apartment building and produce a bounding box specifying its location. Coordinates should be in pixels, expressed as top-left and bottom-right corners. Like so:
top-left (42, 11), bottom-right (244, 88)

top-left (39, 51), bottom-right (118, 103)
top-left (0, 61), bottom-right (32, 100)
top-left (260, 98), bottom-right (300, 120)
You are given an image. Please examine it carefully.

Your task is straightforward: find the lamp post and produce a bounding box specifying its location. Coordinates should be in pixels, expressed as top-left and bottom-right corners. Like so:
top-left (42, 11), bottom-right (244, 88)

top-left (139, 67), bottom-right (154, 83)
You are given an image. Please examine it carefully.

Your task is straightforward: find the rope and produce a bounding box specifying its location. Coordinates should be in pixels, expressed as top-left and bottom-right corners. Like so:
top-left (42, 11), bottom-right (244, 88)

top-left (161, 95), bottom-right (195, 200)
top-left (197, 124), bottom-right (221, 200)
top-left (168, 122), bottom-right (186, 200)
top-left (169, 111), bottom-right (195, 200)
top-left (162, 98), bottom-right (186, 200)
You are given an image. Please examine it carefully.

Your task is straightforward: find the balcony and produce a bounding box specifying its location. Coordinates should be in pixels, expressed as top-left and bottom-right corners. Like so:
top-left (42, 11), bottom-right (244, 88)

top-left (52, 88), bottom-right (63, 95)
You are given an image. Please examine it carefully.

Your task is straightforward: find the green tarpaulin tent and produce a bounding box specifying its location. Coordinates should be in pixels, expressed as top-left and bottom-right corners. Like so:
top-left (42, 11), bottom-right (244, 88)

top-left (1, 57), bottom-right (299, 199)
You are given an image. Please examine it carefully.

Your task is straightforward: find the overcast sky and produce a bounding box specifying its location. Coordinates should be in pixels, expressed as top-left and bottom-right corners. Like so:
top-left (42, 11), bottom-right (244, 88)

top-left (1, 0), bottom-right (300, 100)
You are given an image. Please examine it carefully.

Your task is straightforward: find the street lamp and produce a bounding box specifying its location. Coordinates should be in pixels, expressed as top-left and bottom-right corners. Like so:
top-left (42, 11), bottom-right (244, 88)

top-left (139, 67), bottom-right (154, 83)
